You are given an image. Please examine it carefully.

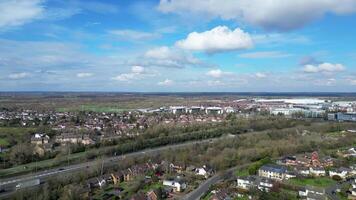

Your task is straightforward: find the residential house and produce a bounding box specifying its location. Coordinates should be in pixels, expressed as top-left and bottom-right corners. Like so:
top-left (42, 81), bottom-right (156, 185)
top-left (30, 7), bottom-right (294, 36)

top-left (299, 186), bottom-right (327, 200)
top-left (163, 178), bottom-right (186, 192)
top-left (329, 167), bottom-right (352, 179)
top-left (257, 177), bottom-right (274, 192)
top-left (195, 165), bottom-right (214, 178)
top-left (237, 176), bottom-right (274, 192)
top-left (296, 166), bottom-right (310, 176)
top-left (237, 176), bottom-right (257, 190)
top-left (258, 164), bottom-right (290, 181)
top-left (55, 133), bottom-right (94, 145)
top-left (309, 167), bottom-right (326, 177)
top-left (169, 163), bottom-right (185, 173)
top-left (31, 133), bottom-right (50, 145)
top-left (278, 156), bottom-right (297, 166)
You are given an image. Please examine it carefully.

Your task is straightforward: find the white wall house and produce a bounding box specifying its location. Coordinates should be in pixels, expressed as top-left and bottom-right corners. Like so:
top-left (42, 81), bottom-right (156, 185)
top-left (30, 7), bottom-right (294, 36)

top-left (237, 176), bottom-right (273, 192)
top-left (163, 179), bottom-right (186, 192)
top-left (329, 167), bottom-right (352, 179)
top-left (258, 164), bottom-right (289, 181)
top-left (309, 167), bottom-right (326, 177)
top-left (299, 186), bottom-right (327, 200)
top-left (237, 177), bottom-right (253, 190)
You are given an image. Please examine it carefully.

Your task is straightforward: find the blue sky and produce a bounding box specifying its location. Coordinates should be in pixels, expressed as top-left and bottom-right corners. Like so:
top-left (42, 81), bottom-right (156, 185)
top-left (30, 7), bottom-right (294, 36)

top-left (0, 0), bottom-right (355, 92)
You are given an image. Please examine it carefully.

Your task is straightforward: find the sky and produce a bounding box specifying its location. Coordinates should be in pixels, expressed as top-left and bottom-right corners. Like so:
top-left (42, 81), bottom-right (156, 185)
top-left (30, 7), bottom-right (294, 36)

top-left (0, 0), bottom-right (356, 92)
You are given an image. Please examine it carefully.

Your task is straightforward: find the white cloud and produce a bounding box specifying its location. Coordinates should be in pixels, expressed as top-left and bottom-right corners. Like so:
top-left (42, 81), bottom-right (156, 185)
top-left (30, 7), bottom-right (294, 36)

top-left (112, 66), bottom-right (146, 81)
top-left (142, 46), bottom-right (204, 68)
top-left (8, 72), bottom-right (30, 79)
top-left (239, 51), bottom-right (291, 59)
top-left (207, 69), bottom-right (223, 78)
top-left (0, 0), bottom-right (44, 29)
top-left (158, 0), bottom-right (356, 31)
top-left (303, 62), bottom-right (345, 73)
top-left (206, 69), bottom-right (233, 78)
top-left (158, 79), bottom-right (173, 86)
top-left (131, 66), bottom-right (145, 74)
top-left (255, 72), bottom-right (267, 78)
top-left (176, 26), bottom-right (253, 53)
top-left (108, 29), bottom-right (160, 41)
top-left (76, 73), bottom-right (93, 78)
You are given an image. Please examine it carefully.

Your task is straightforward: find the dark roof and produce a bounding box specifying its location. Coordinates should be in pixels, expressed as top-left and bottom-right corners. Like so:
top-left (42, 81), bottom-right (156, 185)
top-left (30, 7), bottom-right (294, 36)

top-left (260, 164), bottom-right (288, 174)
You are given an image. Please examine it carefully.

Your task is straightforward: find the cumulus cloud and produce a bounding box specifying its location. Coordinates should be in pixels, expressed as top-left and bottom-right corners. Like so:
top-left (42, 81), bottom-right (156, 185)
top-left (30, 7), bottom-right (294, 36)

top-left (303, 62), bottom-right (345, 73)
top-left (0, 0), bottom-right (44, 29)
top-left (158, 0), bottom-right (356, 31)
top-left (158, 79), bottom-right (173, 86)
top-left (239, 51), bottom-right (291, 59)
top-left (176, 26), bottom-right (253, 53)
top-left (76, 73), bottom-right (93, 78)
top-left (142, 46), bottom-right (204, 68)
top-left (112, 66), bottom-right (147, 81)
top-left (108, 29), bottom-right (160, 41)
top-left (8, 72), bottom-right (30, 79)
top-left (206, 69), bottom-right (233, 78)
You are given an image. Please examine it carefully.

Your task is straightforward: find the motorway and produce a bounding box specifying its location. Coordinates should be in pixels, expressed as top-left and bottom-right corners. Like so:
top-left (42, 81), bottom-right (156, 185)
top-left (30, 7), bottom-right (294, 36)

top-left (0, 135), bottom-right (235, 198)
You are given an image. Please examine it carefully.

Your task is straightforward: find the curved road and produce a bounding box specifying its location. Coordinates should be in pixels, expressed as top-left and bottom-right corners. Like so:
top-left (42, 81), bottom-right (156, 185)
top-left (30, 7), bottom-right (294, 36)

top-left (183, 164), bottom-right (250, 200)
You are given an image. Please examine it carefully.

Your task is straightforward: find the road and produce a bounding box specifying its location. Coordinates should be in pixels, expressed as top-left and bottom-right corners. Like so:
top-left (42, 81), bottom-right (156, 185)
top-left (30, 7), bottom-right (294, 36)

top-left (183, 172), bottom-right (223, 200)
top-left (325, 176), bottom-right (354, 200)
top-left (183, 164), bottom-right (250, 200)
top-left (0, 135), bottom-right (235, 198)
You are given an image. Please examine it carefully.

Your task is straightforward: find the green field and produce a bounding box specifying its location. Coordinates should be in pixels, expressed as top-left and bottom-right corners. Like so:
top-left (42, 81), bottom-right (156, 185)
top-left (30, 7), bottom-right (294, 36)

top-left (287, 177), bottom-right (336, 188)
top-left (235, 168), bottom-right (249, 177)
top-left (57, 105), bottom-right (130, 113)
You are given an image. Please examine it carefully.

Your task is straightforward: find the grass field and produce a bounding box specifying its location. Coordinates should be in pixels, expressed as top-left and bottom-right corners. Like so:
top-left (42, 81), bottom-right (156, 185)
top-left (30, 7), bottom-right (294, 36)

top-left (287, 177), bottom-right (336, 188)
top-left (57, 105), bottom-right (130, 113)
top-left (235, 168), bottom-right (249, 177)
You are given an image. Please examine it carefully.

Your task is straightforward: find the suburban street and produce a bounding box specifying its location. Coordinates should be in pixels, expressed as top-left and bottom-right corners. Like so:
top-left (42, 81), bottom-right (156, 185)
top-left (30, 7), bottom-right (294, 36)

top-left (183, 164), bottom-right (250, 200)
top-left (183, 172), bottom-right (223, 200)
top-left (0, 135), bottom-right (235, 198)
top-left (325, 177), bottom-right (355, 200)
